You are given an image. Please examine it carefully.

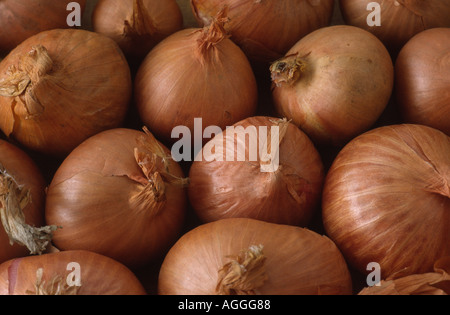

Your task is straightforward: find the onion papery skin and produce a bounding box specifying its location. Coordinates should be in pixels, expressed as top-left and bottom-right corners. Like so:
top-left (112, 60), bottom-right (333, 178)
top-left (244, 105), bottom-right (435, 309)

top-left (188, 116), bottom-right (325, 226)
top-left (158, 218), bottom-right (353, 295)
top-left (339, 0), bottom-right (450, 56)
top-left (270, 25), bottom-right (394, 147)
top-left (190, 0), bottom-right (335, 64)
top-left (92, 0), bottom-right (183, 63)
top-left (45, 128), bottom-right (188, 269)
top-left (395, 28), bottom-right (450, 136)
top-left (322, 124), bottom-right (450, 279)
top-left (0, 29), bottom-right (132, 157)
top-left (0, 0), bottom-right (87, 54)
top-left (0, 250), bottom-right (147, 295)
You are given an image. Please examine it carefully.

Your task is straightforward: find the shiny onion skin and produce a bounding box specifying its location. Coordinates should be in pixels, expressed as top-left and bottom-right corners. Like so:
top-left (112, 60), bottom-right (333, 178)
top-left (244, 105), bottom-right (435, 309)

top-left (395, 28), bottom-right (450, 136)
top-left (322, 124), bottom-right (450, 279)
top-left (45, 128), bottom-right (188, 269)
top-left (92, 0), bottom-right (183, 62)
top-left (190, 0), bottom-right (335, 63)
top-left (270, 25), bottom-right (394, 146)
top-left (339, 0), bottom-right (450, 56)
top-left (0, 0), bottom-right (87, 53)
top-left (0, 29), bottom-right (132, 157)
top-left (0, 250), bottom-right (147, 295)
top-left (158, 218), bottom-right (353, 295)
top-left (188, 116), bottom-right (325, 226)
top-left (134, 10), bottom-right (258, 145)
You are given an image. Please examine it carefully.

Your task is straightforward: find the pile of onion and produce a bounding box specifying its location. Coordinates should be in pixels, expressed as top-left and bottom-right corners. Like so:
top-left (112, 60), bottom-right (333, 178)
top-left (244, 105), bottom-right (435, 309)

top-left (45, 128), bottom-right (188, 269)
top-left (190, 0), bottom-right (335, 63)
top-left (158, 218), bottom-right (353, 295)
top-left (339, 0), bottom-right (450, 55)
top-left (134, 9), bottom-right (258, 146)
top-left (92, 0), bottom-right (183, 63)
top-left (0, 29), bottom-right (132, 157)
top-left (395, 28), bottom-right (450, 136)
top-left (0, 139), bottom-right (57, 264)
top-left (270, 25), bottom-right (394, 147)
top-left (0, 250), bottom-right (147, 295)
top-left (188, 116), bottom-right (324, 226)
top-left (0, 0), bottom-right (87, 54)
top-left (322, 124), bottom-right (450, 280)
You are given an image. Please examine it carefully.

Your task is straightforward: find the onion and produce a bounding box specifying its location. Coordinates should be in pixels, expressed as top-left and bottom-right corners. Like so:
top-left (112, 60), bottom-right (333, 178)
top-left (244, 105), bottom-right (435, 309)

top-left (45, 128), bottom-right (188, 269)
top-left (270, 25), bottom-right (394, 146)
top-left (159, 218), bottom-right (353, 295)
top-left (190, 0), bottom-right (335, 63)
top-left (188, 116), bottom-right (324, 226)
top-left (0, 139), bottom-right (57, 264)
top-left (0, 29), bottom-right (132, 157)
top-left (395, 28), bottom-right (450, 136)
top-left (0, 250), bottom-right (147, 295)
top-left (339, 0), bottom-right (450, 55)
top-left (322, 124), bottom-right (450, 279)
top-left (0, 0), bottom-right (87, 54)
top-left (134, 9), bottom-right (258, 145)
top-left (92, 0), bottom-right (183, 63)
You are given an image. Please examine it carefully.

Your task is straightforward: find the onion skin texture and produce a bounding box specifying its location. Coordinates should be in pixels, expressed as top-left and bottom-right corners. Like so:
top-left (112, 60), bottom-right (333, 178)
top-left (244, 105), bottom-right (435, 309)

top-left (92, 0), bottom-right (183, 62)
top-left (0, 29), bottom-right (132, 157)
top-left (45, 128), bottom-right (188, 269)
top-left (395, 28), bottom-right (450, 136)
top-left (0, 250), bottom-right (147, 295)
top-left (271, 25), bottom-right (394, 146)
top-left (0, 140), bottom-right (46, 264)
top-left (158, 218), bottom-right (352, 295)
top-left (339, 0), bottom-right (450, 55)
top-left (190, 0), bottom-right (335, 63)
top-left (188, 116), bottom-right (325, 226)
top-left (322, 124), bottom-right (450, 279)
top-left (0, 0), bottom-right (87, 53)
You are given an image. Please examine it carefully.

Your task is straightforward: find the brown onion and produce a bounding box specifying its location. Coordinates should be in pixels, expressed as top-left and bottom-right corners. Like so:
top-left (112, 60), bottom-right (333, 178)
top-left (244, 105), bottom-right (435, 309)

top-left (134, 9), bottom-right (258, 145)
top-left (158, 218), bottom-right (353, 295)
top-left (188, 116), bottom-right (324, 226)
top-left (92, 0), bottom-right (183, 63)
top-left (340, 0), bottom-right (450, 55)
top-left (190, 0), bottom-right (335, 63)
top-left (45, 128), bottom-right (188, 269)
top-left (395, 28), bottom-right (450, 136)
top-left (0, 139), bottom-right (57, 264)
top-left (0, 250), bottom-right (147, 295)
top-left (0, 0), bottom-right (87, 54)
top-left (0, 29), bottom-right (132, 157)
top-left (322, 124), bottom-right (450, 279)
top-left (270, 25), bottom-right (394, 146)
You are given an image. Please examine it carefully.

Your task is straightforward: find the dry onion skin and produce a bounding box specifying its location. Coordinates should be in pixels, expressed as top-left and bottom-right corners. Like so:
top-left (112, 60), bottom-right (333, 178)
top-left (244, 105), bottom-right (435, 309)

top-left (322, 124), bottom-right (450, 279)
top-left (0, 29), bottom-right (132, 157)
top-left (0, 250), bottom-right (147, 295)
top-left (0, 140), bottom-right (57, 264)
top-left (270, 25), bottom-right (394, 147)
top-left (395, 28), bottom-right (450, 136)
top-left (339, 0), bottom-right (450, 55)
top-left (158, 218), bottom-right (353, 295)
top-left (92, 0), bottom-right (183, 62)
top-left (0, 0), bottom-right (87, 54)
top-left (190, 0), bottom-right (335, 63)
top-left (134, 10), bottom-right (258, 145)
top-left (45, 128), bottom-right (188, 269)
top-left (188, 116), bottom-right (325, 226)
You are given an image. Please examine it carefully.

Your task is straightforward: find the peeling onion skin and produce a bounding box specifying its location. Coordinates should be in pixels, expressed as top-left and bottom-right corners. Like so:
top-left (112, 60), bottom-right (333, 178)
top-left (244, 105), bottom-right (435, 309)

top-left (0, 250), bottom-right (147, 295)
top-left (271, 25), bottom-right (394, 147)
top-left (322, 124), bottom-right (450, 279)
top-left (158, 218), bottom-right (353, 295)
top-left (188, 116), bottom-right (325, 226)
top-left (395, 28), bottom-right (450, 136)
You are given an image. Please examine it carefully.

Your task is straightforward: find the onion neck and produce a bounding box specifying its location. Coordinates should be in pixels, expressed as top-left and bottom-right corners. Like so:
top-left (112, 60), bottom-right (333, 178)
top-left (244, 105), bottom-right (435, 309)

top-left (270, 53), bottom-right (309, 87)
top-left (123, 0), bottom-right (157, 38)
top-left (196, 7), bottom-right (230, 58)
